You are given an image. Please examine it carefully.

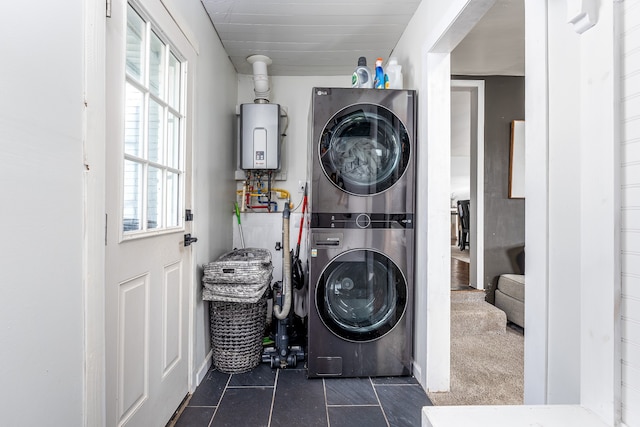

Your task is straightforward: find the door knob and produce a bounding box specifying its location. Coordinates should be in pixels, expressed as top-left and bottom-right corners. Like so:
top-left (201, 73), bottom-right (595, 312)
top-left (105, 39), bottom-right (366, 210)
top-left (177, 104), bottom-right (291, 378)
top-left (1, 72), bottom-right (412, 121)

top-left (184, 234), bottom-right (198, 247)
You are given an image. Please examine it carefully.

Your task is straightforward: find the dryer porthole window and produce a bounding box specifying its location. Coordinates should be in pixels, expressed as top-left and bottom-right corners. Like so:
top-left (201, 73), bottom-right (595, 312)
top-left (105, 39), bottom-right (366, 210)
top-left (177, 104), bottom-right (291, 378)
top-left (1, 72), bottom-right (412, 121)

top-left (319, 104), bottom-right (410, 196)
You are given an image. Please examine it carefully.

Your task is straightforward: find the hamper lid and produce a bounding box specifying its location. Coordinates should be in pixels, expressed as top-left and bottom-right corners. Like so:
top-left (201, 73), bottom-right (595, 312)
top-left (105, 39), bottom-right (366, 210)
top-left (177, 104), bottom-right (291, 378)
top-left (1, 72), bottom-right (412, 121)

top-left (215, 248), bottom-right (271, 265)
top-left (203, 248), bottom-right (273, 285)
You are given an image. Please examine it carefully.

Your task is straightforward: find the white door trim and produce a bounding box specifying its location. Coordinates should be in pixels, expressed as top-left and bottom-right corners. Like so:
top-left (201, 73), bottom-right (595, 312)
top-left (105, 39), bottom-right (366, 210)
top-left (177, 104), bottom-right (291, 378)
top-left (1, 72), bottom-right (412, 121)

top-left (451, 79), bottom-right (485, 291)
top-left (415, 0), bottom-right (496, 393)
top-left (523, 0), bottom-right (550, 404)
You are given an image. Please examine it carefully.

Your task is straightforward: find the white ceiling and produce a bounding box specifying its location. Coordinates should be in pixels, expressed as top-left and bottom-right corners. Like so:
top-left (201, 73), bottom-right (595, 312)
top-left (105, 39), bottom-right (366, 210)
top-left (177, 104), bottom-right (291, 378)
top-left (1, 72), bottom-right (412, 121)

top-left (202, 0), bottom-right (422, 76)
top-left (201, 0), bottom-right (524, 77)
top-left (451, 0), bottom-right (525, 76)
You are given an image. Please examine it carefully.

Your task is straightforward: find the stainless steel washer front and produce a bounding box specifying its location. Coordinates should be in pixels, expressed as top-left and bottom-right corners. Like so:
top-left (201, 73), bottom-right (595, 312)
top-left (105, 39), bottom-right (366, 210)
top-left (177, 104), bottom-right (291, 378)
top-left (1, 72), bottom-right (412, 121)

top-left (307, 228), bottom-right (414, 378)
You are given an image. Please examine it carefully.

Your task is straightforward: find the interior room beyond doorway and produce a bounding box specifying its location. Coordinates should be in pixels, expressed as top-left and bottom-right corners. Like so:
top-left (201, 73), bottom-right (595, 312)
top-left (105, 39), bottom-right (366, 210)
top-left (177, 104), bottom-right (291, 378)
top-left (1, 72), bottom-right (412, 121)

top-left (450, 80), bottom-right (484, 291)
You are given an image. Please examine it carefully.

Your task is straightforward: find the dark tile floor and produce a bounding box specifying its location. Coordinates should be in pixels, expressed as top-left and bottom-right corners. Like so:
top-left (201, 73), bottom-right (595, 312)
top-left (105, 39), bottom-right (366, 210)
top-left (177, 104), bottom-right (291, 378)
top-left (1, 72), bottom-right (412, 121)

top-left (173, 364), bottom-right (432, 427)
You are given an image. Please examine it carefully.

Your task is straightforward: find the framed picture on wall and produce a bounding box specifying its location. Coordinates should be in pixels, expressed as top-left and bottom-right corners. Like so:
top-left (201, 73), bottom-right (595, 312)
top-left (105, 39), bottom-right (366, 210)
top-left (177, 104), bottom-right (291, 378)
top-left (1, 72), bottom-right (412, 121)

top-left (509, 120), bottom-right (525, 199)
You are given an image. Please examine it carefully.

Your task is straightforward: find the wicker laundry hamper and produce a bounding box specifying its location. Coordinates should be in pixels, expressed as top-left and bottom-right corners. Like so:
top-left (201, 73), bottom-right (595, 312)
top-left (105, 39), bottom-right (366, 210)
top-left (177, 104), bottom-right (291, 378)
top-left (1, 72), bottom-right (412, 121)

top-left (208, 296), bottom-right (267, 373)
top-left (203, 248), bottom-right (272, 373)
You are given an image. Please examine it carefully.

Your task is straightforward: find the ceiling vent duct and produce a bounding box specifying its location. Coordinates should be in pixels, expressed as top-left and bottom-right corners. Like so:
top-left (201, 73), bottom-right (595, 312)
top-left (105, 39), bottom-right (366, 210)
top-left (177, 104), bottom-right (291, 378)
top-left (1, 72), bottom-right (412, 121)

top-left (247, 54), bottom-right (272, 103)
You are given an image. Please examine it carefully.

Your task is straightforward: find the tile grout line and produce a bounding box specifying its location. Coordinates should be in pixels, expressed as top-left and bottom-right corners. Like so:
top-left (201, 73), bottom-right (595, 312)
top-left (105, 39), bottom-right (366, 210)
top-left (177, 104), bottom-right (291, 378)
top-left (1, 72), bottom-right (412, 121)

top-left (266, 368), bottom-right (280, 427)
top-left (326, 404), bottom-right (382, 407)
top-left (372, 382), bottom-right (421, 387)
top-left (226, 385), bottom-right (276, 389)
top-left (370, 377), bottom-right (391, 427)
top-left (207, 372), bottom-right (232, 427)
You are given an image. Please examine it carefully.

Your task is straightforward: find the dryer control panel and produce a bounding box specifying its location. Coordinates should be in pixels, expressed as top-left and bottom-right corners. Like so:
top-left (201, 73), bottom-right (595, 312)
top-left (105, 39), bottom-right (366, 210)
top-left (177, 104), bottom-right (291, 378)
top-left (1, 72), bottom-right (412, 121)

top-left (311, 212), bottom-right (413, 229)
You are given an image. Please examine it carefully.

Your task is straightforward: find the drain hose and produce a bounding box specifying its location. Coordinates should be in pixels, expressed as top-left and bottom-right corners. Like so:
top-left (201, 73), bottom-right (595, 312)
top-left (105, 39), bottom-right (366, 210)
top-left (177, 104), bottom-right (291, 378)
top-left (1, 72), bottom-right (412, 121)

top-left (273, 204), bottom-right (291, 320)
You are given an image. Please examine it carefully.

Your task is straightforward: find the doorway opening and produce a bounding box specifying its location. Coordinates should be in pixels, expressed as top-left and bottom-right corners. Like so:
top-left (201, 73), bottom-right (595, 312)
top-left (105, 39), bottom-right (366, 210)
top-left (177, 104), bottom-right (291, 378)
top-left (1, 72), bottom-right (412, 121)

top-left (450, 80), bottom-right (485, 292)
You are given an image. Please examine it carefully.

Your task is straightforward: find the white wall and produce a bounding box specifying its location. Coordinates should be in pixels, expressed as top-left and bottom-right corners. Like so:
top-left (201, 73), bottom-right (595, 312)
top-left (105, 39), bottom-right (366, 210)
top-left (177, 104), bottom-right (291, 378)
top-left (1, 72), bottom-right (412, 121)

top-left (164, 0), bottom-right (240, 387)
top-left (0, 1), bottom-right (85, 425)
top-left (525, 1), bottom-right (620, 422)
top-left (575, 3), bottom-right (619, 423)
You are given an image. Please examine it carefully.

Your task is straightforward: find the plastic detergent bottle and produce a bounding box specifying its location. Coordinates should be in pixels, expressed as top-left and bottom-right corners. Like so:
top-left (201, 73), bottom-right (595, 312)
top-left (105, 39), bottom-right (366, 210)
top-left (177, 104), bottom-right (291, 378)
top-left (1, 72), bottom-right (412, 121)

top-left (351, 57), bottom-right (373, 88)
top-left (385, 57), bottom-right (403, 89)
top-left (374, 57), bottom-right (385, 89)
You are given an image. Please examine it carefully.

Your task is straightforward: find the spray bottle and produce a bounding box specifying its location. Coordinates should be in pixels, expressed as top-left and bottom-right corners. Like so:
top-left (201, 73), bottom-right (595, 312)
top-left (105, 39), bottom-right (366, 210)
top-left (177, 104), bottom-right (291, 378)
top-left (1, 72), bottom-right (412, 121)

top-left (374, 57), bottom-right (385, 89)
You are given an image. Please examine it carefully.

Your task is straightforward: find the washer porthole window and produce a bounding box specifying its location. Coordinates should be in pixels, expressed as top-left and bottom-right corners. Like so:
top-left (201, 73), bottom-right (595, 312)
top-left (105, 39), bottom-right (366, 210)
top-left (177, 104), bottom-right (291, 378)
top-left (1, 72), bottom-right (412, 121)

top-left (319, 104), bottom-right (411, 196)
top-left (316, 249), bottom-right (408, 342)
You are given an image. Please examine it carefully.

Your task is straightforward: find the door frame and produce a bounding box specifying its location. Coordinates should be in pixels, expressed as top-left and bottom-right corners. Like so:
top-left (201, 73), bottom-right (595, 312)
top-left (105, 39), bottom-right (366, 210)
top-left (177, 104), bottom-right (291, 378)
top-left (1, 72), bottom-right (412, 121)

top-left (84, 0), bottom-right (107, 424)
top-left (413, 0), bottom-right (496, 393)
top-left (451, 79), bottom-right (485, 291)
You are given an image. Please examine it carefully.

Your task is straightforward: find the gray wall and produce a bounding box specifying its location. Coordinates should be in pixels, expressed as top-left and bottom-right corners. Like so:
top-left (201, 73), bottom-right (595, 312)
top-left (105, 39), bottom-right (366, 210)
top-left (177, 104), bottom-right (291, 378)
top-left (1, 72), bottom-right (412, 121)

top-left (454, 75), bottom-right (525, 302)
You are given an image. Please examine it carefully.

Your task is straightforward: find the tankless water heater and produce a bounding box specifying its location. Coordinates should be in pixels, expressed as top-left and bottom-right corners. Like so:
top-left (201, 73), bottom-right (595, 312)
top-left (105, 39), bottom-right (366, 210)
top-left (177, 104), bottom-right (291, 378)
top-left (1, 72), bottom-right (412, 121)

top-left (240, 103), bottom-right (281, 170)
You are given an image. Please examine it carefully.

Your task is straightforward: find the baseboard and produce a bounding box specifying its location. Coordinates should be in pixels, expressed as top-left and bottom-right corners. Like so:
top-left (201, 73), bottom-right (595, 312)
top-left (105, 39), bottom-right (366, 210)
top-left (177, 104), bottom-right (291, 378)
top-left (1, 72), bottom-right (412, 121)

top-left (195, 350), bottom-right (213, 387)
top-left (413, 361), bottom-right (424, 388)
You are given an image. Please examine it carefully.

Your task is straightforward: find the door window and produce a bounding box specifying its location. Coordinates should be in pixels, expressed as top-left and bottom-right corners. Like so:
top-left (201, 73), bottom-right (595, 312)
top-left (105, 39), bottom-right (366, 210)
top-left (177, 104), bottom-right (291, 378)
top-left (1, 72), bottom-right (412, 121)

top-left (319, 104), bottom-right (410, 196)
top-left (123, 4), bottom-right (185, 234)
top-left (316, 249), bottom-right (407, 342)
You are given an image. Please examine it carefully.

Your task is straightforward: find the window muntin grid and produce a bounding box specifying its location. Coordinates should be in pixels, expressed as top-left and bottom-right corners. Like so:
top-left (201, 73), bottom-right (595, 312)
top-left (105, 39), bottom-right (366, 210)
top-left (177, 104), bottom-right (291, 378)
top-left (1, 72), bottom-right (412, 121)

top-left (123, 4), bottom-right (185, 236)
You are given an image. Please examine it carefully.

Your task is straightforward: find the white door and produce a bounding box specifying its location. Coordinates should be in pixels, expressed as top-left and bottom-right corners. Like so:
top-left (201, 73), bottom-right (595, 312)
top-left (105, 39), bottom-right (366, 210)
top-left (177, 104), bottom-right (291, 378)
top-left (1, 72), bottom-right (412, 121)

top-left (105, 1), bottom-right (196, 425)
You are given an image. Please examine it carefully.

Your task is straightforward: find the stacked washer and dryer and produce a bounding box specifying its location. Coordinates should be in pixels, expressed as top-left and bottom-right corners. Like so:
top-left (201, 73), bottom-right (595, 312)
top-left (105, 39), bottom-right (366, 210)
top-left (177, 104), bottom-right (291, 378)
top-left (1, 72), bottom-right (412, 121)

top-left (307, 88), bottom-right (416, 378)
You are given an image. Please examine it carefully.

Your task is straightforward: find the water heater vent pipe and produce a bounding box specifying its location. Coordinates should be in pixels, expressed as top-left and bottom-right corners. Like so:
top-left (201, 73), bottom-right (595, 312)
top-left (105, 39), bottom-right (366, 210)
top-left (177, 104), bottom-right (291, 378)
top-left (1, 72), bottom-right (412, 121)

top-left (247, 54), bottom-right (272, 103)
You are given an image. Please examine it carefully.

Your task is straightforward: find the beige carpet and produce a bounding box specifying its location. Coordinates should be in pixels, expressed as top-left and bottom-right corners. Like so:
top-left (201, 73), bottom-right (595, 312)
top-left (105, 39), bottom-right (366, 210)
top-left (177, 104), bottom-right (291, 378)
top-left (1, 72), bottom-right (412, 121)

top-left (427, 327), bottom-right (524, 406)
top-left (429, 291), bottom-right (524, 406)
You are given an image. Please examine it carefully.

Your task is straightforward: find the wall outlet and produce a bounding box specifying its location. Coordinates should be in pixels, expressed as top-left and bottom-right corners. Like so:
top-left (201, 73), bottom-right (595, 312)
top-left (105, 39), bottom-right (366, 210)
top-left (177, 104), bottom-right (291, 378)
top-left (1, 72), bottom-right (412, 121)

top-left (298, 180), bottom-right (306, 193)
